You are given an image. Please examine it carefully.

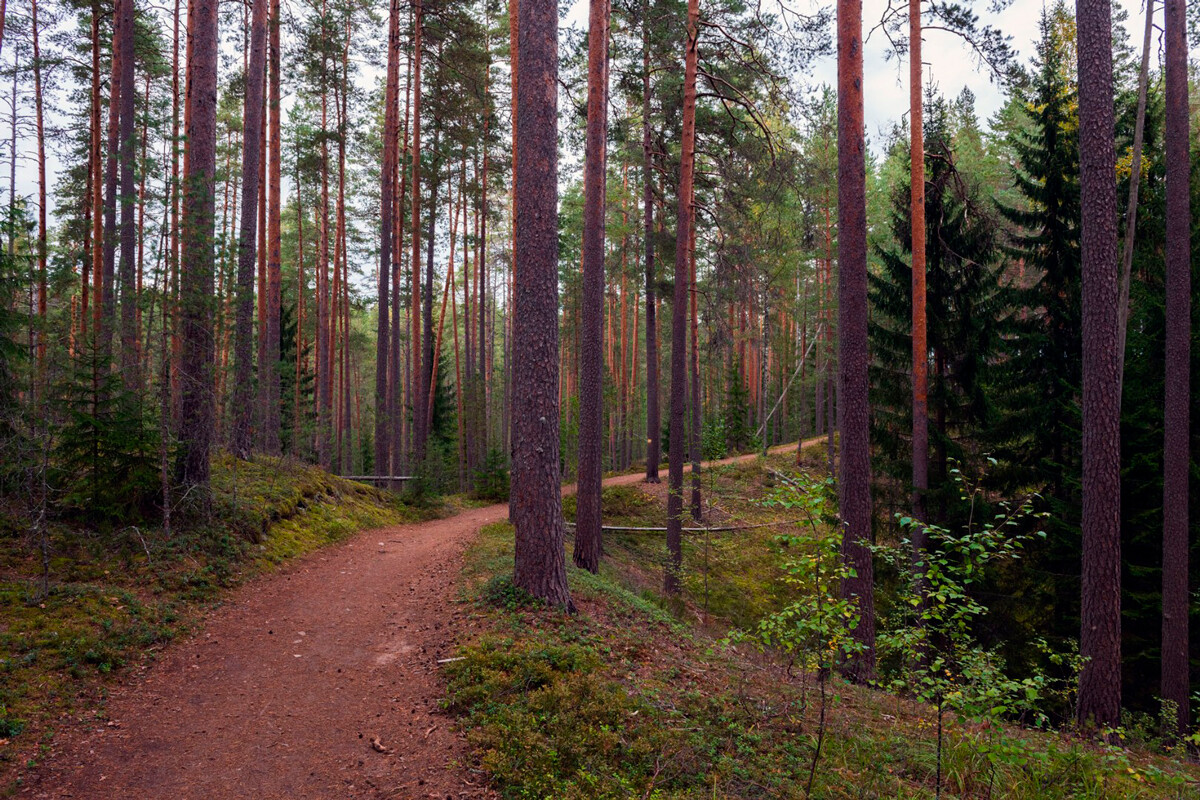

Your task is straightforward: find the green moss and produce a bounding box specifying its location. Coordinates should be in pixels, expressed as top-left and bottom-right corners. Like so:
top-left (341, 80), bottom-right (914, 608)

top-left (450, 462), bottom-right (1200, 799)
top-left (0, 453), bottom-right (437, 785)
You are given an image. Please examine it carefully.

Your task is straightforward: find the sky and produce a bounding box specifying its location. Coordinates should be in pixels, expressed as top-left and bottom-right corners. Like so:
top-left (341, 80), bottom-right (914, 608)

top-left (565, 0), bottom-right (1155, 156)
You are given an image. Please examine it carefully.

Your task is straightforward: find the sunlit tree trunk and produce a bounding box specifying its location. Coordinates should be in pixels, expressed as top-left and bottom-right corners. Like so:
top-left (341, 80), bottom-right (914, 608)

top-left (909, 0), bottom-right (927, 527)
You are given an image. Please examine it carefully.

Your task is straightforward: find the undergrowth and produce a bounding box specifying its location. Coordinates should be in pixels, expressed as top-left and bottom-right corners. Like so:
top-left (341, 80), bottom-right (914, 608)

top-left (0, 453), bottom-right (434, 787)
top-left (447, 459), bottom-right (1200, 799)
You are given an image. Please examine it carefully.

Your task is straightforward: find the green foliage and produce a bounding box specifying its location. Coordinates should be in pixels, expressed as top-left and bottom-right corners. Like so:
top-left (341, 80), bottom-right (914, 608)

top-left (869, 90), bottom-right (1007, 521)
top-left (50, 344), bottom-right (163, 525)
top-left (479, 575), bottom-right (539, 611)
top-left (731, 471), bottom-right (865, 671)
top-left (722, 357), bottom-right (755, 454)
top-left (870, 462), bottom-right (1085, 793)
top-left (0, 708), bottom-right (24, 738)
top-left (471, 448), bottom-right (510, 503)
top-left (700, 418), bottom-right (728, 461)
top-left (454, 503), bottom-right (1200, 798)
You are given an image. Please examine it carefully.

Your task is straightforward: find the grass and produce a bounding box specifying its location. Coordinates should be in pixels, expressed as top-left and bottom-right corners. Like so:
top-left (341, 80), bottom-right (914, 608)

top-left (0, 453), bottom-right (437, 788)
top-left (447, 454), bottom-right (1200, 799)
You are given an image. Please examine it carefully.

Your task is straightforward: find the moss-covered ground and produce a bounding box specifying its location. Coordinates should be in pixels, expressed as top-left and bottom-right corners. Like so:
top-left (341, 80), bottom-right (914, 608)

top-left (0, 453), bottom-right (437, 786)
top-left (447, 447), bottom-right (1200, 799)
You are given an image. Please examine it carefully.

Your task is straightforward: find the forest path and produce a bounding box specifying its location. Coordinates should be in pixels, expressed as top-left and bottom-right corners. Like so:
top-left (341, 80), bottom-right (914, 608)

top-left (28, 440), bottom-right (819, 800)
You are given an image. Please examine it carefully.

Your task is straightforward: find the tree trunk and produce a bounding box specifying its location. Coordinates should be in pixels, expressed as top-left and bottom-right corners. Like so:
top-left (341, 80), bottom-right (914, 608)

top-left (101, 11), bottom-right (121, 363)
top-left (422, 120), bottom-right (440, 458)
top-left (232, 0), bottom-right (269, 459)
top-left (909, 0), bottom-right (927, 526)
top-left (478, 58), bottom-right (489, 464)
top-left (177, 0), bottom-right (219, 498)
top-left (1160, 0), bottom-right (1191, 739)
top-left (665, 0), bottom-right (699, 596)
top-left (90, 1), bottom-right (103, 338)
top-left (294, 167), bottom-right (305, 455)
top-left (376, 0), bottom-right (401, 480)
top-left (511, 0), bottom-right (572, 611)
top-left (837, 0), bottom-right (875, 682)
top-left (263, 0), bottom-right (282, 455)
top-left (1117, 0), bottom-right (1155, 384)
top-left (31, 0), bottom-right (46, 377)
top-left (689, 208), bottom-right (701, 520)
top-left (169, 0), bottom-right (181, 425)
top-left (317, 21), bottom-right (332, 469)
top-left (410, 0), bottom-right (425, 463)
top-left (391, 43), bottom-right (411, 473)
top-left (117, 0), bottom-right (138, 389)
top-left (1074, 0), bottom-right (1122, 731)
top-left (574, 0), bottom-right (610, 574)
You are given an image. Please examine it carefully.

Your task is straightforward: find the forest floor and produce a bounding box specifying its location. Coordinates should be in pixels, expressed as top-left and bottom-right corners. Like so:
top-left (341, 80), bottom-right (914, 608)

top-left (14, 446), bottom-right (798, 799)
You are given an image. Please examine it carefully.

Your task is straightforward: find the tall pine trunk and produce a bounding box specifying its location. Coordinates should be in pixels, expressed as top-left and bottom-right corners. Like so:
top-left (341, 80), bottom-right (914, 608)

top-left (117, 0), bottom-right (137, 389)
top-left (232, 0), bottom-right (269, 459)
top-left (837, 0), bottom-right (875, 682)
top-left (1074, 0), bottom-right (1122, 731)
top-left (1160, 0), bottom-right (1191, 738)
top-left (665, 0), bottom-right (699, 596)
top-left (375, 0), bottom-right (401, 480)
top-left (410, 1), bottom-right (425, 462)
top-left (574, 0), bottom-right (610, 574)
top-left (263, 0), bottom-right (282, 455)
top-left (31, 0), bottom-right (46, 377)
top-left (177, 0), bottom-right (219, 497)
top-left (510, 0), bottom-right (572, 610)
top-left (909, 0), bottom-right (927, 524)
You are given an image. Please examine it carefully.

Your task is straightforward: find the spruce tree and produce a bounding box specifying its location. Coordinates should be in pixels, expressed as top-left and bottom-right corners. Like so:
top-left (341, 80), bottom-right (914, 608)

top-left (990, 5), bottom-right (1083, 638)
top-left (869, 92), bottom-right (1005, 520)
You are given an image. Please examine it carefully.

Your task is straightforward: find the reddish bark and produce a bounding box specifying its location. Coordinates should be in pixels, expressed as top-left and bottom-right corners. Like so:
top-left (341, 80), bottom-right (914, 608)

top-left (688, 208), bottom-right (701, 520)
top-left (665, 0), bottom-right (699, 595)
top-left (376, 0), bottom-right (401, 479)
top-left (510, 0), bottom-right (572, 610)
top-left (909, 0), bottom-right (927, 524)
top-left (574, 0), bottom-right (610, 573)
top-left (231, 0), bottom-right (269, 459)
top-left (837, 0), bottom-right (875, 682)
top-left (411, 1), bottom-right (426, 463)
top-left (178, 0), bottom-right (220, 495)
top-left (263, 0), bottom-right (282, 455)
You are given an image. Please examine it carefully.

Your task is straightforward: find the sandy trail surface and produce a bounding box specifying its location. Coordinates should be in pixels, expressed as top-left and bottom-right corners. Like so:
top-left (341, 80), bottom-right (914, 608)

top-left (27, 441), bottom-right (816, 799)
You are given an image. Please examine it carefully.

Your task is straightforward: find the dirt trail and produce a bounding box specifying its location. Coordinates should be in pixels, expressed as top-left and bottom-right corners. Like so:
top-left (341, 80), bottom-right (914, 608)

top-left (27, 441), bottom-right (818, 800)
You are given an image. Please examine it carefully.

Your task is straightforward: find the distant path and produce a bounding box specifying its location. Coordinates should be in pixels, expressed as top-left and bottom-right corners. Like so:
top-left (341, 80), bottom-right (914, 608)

top-left (27, 439), bottom-right (821, 799)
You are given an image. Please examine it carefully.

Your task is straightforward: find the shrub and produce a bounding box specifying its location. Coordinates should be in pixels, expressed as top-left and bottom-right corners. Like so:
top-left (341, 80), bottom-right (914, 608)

top-left (472, 449), bottom-right (510, 503)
